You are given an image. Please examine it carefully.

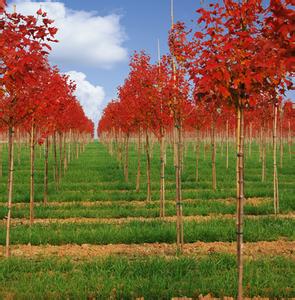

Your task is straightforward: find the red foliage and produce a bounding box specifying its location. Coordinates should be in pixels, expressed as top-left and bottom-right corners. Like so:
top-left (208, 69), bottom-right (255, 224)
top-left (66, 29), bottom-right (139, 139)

top-left (0, 9), bottom-right (94, 139)
top-left (0, 0), bottom-right (6, 13)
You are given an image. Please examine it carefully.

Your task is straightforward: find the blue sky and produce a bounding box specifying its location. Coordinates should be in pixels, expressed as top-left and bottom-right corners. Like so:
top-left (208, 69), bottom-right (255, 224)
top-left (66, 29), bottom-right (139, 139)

top-left (75, 0), bottom-right (202, 100)
top-left (6, 0), bottom-right (294, 123)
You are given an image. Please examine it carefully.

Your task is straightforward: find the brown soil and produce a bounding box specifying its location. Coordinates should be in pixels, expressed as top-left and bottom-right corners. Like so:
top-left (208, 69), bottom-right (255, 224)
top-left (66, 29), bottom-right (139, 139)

top-left (0, 200), bottom-right (149, 208)
top-left (172, 296), bottom-right (295, 300)
top-left (223, 197), bottom-right (271, 206)
top-left (0, 240), bottom-right (294, 259)
top-left (2, 213), bottom-right (294, 226)
top-left (0, 197), bottom-right (271, 208)
top-left (246, 197), bottom-right (272, 206)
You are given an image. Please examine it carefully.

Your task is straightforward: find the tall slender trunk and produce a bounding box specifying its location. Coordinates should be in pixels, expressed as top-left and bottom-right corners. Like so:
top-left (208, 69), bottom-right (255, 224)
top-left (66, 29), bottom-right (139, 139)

top-left (53, 132), bottom-right (59, 188)
top-left (75, 134), bottom-right (79, 159)
top-left (68, 129), bottom-right (72, 164)
top-left (0, 142), bottom-right (2, 178)
top-left (114, 131), bottom-right (118, 160)
top-left (203, 139), bottom-right (206, 160)
top-left (249, 122), bottom-right (252, 157)
top-left (220, 132), bottom-right (224, 158)
top-left (175, 118), bottom-right (184, 251)
top-left (136, 129), bottom-right (141, 192)
top-left (273, 104), bottom-right (279, 214)
top-left (171, 5), bottom-right (183, 250)
top-left (145, 130), bottom-right (151, 202)
top-left (211, 121), bottom-right (217, 191)
top-left (118, 131), bottom-right (123, 168)
top-left (288, 121), bottom-right (291, 159)
top-left (261, 125), bottom-right (266, 182)
top-left (29, 123), bottom-right (35, 225)
top-left (17, 128), bottom-right (21, 166)
top-left (259, 127), bottom-right (262, 163)
top-left (280, 118), bottom-right (283, 169)
top-left (236, 105), bottom-right (245, 300)
top-left (58, 133), bottom-right (63, 184)
top-left (5, 126), bottom-right (14, 257)
top-left (196, 129), bottom-right (200, 181)
top-left (109, 133), bottom-right (113, 155)
top-left (267, 124), bottom-right (271, 152)
top-left (44, 137), bottom-right (49, 205)
top-left (124, 133), bottom-right (129, 182)
top-left (160, 127), bottom-right (165, 218)
top-left (63, 133), bottom-right (67, 175)
top-left (226, 120), bottom-right (229, 170)
top-left (173, 127), bottom-right (177, 167)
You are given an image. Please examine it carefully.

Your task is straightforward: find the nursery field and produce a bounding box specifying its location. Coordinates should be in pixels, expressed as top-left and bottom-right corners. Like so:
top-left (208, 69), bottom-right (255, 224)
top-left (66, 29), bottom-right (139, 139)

top-left (0, 141), bottom-right (294, 299)
top-left (1, 0), bottom-right (294, 299)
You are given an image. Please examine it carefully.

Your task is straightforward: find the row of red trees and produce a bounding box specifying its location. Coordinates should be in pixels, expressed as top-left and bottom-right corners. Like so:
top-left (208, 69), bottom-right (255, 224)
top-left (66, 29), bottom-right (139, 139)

top-left (0, 4), bottom-right (94, 256)
top-left (98, 0), bottom-right (294, 298)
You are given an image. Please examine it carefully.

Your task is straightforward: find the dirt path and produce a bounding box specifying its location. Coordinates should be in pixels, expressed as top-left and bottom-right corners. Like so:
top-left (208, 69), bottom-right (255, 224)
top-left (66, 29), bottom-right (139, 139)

top-left (1, 240), bottom-right (294, 259)
top-left (2, 212), bottom-right (294, 225)
top-left (0, 197), bottom-right (271, 208)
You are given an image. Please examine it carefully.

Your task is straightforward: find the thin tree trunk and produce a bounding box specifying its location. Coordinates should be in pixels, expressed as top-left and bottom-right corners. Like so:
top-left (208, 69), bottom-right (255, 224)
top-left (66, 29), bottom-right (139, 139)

top-left (160, 127), bottom-right (165, 218)
top-left (59, 133), bottom-right (63, 184)
top-left (76, 134), bottom-right (79, 159)
top-left (118, 131), bottom-right (123, 168)
top-left (53, 132), bottom-right (59, 188)
top-left (136, 129), bottom-right (141, 192)
top-left (68, 129), bottom-right (72, 164)
top-left (175, 118), bottom-right (184, 251)
top-left (196, 129), bottom-right (200, 181)
top-left (280, 118), bottom-right (283, 169)
top-left (171, 3), bottom-right (183, 250)
top-left (262, 125), bottom-right (266, 182)
top-left (236, 105), bottom-right (245, 300)
top-left (63, 133), bottom-right (67, 175)
top-left (226, 120), bottom-right (229, 169)
top-left (211, 121), bottom-right (217, 191)
top-left (109, 133), bottom-right (113, 155)
top-left (273, 104), bottom-right (279, 214)
top-left (220, 132), bottom-right (224, 158)
top-left (80, 139), bottom-right (83, 153)
top-left (17, 128), bottom-right (21, 166)
top-left (288, 121), bottom-right (291, 159)
top-left (0, 142), bottom-right (2, 178)
top-left (5, 126), bottom-right (14, 257)
top-left (44, 137), bottom-right (49, 205)
top-left (249, 122), bottom-right (252, 157)
top-left (145, 130), bottom-right (151, 202)
top-left (29, 123), bottom-right (35, 225)
top-left (259, 127), bottom-right (262, 163)
top-left (173, 127), bottom-right (177, 167)
top-left (124, 133), bottom-right (129, 182)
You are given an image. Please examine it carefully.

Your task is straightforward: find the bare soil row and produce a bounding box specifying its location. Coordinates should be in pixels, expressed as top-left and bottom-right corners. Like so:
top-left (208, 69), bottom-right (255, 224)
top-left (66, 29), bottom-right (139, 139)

top-left (1, 240), bottom-right (294, 259)
top-left (0, 197), bottom-right (270, 207)
top-left (1, 212), bottom-right (294, 225)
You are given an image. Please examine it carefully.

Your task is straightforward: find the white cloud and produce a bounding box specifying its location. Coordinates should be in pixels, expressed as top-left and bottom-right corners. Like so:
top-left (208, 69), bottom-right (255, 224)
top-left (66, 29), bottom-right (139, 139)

top-left (9, 0), bottom-right (128, 68)
top-left (66, 71), bottom-right (105, 122)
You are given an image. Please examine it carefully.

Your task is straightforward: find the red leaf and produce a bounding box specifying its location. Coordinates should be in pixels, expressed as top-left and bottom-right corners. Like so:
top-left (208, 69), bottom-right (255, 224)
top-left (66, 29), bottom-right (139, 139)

top-left (48, 27), bottom-right (58, 36)
top-left (0, 0), bottom-right (6, 13)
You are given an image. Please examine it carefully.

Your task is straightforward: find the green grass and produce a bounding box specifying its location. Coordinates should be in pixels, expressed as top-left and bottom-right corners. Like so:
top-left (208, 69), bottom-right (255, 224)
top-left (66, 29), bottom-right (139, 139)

top-left (0, 141), bottom-right (294, 206)
top-left (0, 254), bottom-right (294, 299)
top-left (0, 198), bottom-right (276, 219)
top-left (0, 141), bottom-right (294, 217)
top-left (0, 140), bottom-right (294, 298)
top-left (0, 217), bottom-right (294, 245)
